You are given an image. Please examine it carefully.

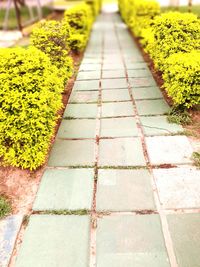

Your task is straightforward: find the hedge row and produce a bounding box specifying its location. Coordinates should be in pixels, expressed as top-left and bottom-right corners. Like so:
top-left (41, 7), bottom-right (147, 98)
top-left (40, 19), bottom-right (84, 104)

top-left (0, 1), bottom-right (101, 170)
top-left (119, 0), bottom-right (200, 108)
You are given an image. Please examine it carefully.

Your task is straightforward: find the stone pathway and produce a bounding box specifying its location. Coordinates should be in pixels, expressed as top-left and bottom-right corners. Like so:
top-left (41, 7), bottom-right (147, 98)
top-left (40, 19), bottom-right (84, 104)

top-left (13, 12), bottom-right (200, 267)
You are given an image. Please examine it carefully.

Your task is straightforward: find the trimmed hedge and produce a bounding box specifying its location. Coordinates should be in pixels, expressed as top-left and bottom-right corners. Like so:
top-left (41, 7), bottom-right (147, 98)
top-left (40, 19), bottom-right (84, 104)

top-left (63, 3), bottom-right (94, 51)
top-left (0, 2), bottom-right (100, 170)
top-left (145, 12), bottom-right (200, 70)
top-left (118, 0), bottom-right (200, 108)
top-left (86, 0), bottom-right (102, 17)
top-left (119, 0), bottom-right (160, 36)
top-left (129, 0), bottom-right (160, 37)
top-left (30, 20), bottom-right (73, 82)
top-left (0, 47), bottom-right (64, 170)
top-left (163, 51), bottom-right (200, 108)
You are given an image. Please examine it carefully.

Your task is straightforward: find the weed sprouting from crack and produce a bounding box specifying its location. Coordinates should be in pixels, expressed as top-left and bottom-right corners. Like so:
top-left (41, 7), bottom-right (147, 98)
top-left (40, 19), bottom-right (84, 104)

top-left (38, 209), bottom-right (90, 216)
top-left (167, 107), bottom-right (192, 125)
top-left (192, 152), bottom-right (200, 167)
top-left (98, 165), bottom-right (147, 170)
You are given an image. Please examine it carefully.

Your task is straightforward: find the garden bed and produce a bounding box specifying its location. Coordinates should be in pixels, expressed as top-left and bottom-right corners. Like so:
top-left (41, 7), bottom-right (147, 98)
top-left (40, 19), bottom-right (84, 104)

top-left (0, 51), bottom-right (83, 217)
top-left (132, 30), bottom-right (200, 151)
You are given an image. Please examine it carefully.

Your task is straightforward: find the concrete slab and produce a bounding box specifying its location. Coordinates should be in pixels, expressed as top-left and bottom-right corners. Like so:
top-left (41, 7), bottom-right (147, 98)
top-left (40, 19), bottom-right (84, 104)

top-left (57, 119), bottom-right (96, 139)
top-left (131, 86), bottom-right (163, 100)
top-left (96, 169), bottom-right (155, 211)
top-left (167, 213), bottom-right (200, 267)
top-left (102, 64), bottom-right (124, 70)
top-left (69, 91), bottom-right (99, 103)
top-left (154, 167), bottom-right (200, 209)
top-left (48, 139), bottom-right (95, 167)
top-left (128, 69), bottom-right (152, 78)
top-left (15, 215), bottom-right (90, 267)
top-left (101, 78), bottom-right (127, 89)
top-left (33, 169), bottom-right (94, 211)
top-left (73, 80), bottom-right (99, 91)
top-left (79, 63), bottom-right (101, 71)
top-left (102, 70), bottom-right (126, 79)
top-left (97, 215), bottom-right (170, 267)
top-left (125, 62), bottom-right (148, 70)
top-left (81, 59), bottom-right (101, 64)
top-left (136, 99), bottom-right (170, 116)
top-left (129, 77), bottom-right (157, 88)
top-left (99, 137), bottom-right (146, 167)
top-left (76, 71), bottom-right (101, 80)
top-left (124, 56), bottom-right (144, 63)
top-left (0, 216), bottom-right (22, 267)
top-left (64, 104), bottom-right (98, 119)
top-left (146, 136), bottom-right (193, 165)
top-left (100, 117), bottom-right (139, 137)
top-left (102, 89), bottom-right (130, 102)
top-left (140, 116), bottom-right (183, 136)
top-left (101, 102), bottom-right (134, 118)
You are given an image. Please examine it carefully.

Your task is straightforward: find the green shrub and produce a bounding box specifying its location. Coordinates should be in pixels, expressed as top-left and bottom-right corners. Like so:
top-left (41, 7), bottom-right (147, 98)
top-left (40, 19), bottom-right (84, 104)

top-left (0, 47), bottom-right (64, 170)
top-left (31, 20), bottom-right (73, 81)
top-left (0, 196), bottom-right (11, 219)
top-left (129, 0), bottom-right (160, 37)
top-left (163, 51), bottom-right (200, 108)
top-left (146, 12), bottom-right (200, 70)
top-left (63, 3), bottom-right (93, 52)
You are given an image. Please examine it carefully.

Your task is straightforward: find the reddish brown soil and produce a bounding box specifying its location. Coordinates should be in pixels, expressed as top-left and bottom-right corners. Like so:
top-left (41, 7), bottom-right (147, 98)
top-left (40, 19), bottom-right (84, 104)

top-left (0, 51), bottom-right (83, 216)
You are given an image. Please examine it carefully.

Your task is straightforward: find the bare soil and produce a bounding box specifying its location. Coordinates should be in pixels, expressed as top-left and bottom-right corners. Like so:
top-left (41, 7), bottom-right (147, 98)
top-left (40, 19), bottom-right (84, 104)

top-left (0, 51), bottom-right (83, 216)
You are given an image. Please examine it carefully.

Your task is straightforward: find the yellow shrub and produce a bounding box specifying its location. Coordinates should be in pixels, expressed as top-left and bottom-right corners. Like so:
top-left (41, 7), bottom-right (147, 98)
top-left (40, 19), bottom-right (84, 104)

top-left (163, 51), bottom-right (200, 108)
top-left (63, 3), bottom-right (94, 52)
top-left (146, 12), bottom-right (200, 70)
top-left (31, 20), bottom-right (73, 82)
top-left (0, 47), bottom-right (64, 170)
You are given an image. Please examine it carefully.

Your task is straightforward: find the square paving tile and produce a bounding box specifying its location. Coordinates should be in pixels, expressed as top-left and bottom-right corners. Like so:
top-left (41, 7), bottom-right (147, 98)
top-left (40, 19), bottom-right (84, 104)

top-left (102, 63), bottom-right (124, 70)
top-left (81, 59), bottom-right (101, 64)
top-left (64, 104), bottom-right (98, 118)
top-left (125, 57), bottom-right (144, 64)
top-left (154, 167), bottom-right (200, 209)
top-left (97, 215), bottom-right (170, 267)
top-left (103, 60), bottom-right (123, 65)
top-left (100, 117), bottom-right (139, 137)
top-left (146, 136), bottom-right (193, 165)
top-left (126, 62), bottom-right (148, 70)
top-left (0, 216), bottom-right (23, 267)
top-left (99, 137), bottom-right (146, 167)
top-left (140, 116), bottom-right (183, 136)
top-left (102, 70), bottom-right (126, 79)
top-left (48, 139), bottom-right (95, 167)
top-left (102, 89), bottom-right (130, 102)
top-left (136, 99), bottom-right (170, 116)
top-left (79, 63), bottom-right (101, 71)
top-left (15, 215), bottom-right (90, 267)
top-left (101, 102), bottom-right (134, 118)
top-left (131, 86), bottom-right (163, 100)
top-left (57, 119), bottom-right (96, 139)
top-left (76, 71), bottom-right (101, 80)
top-left (101, 78), bottom-right (127, 89)
top-left (73, 80), bottom-right (99, 91)
top-left (129, 77), bottom-right (157, 88)
top-left (167, 213), bottom-right (200, 267)
top-left (69, 91), bottom-right (99, 103)
top-left (128, 69), bottom-right (152, 78)
top-left (96, 169), bottom-right (155, 211)
top-left (33, 169), bottom-right (94, 211)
